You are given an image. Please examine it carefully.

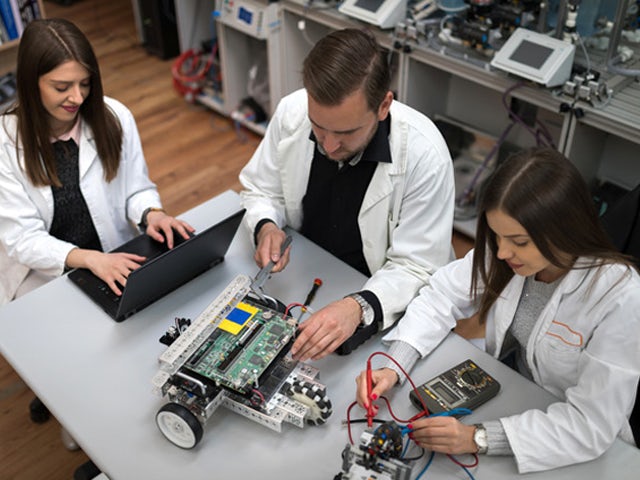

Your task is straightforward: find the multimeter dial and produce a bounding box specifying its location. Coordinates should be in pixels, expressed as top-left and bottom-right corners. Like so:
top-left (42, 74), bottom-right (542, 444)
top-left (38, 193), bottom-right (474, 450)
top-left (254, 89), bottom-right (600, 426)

top-left (459, 367), bottom-right (487, 389)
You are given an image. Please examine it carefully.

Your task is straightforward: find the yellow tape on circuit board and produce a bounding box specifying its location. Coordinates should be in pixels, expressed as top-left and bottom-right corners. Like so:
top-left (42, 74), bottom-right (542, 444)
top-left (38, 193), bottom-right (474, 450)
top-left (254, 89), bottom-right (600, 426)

top-left (218, 302), bottom-right (259, 335)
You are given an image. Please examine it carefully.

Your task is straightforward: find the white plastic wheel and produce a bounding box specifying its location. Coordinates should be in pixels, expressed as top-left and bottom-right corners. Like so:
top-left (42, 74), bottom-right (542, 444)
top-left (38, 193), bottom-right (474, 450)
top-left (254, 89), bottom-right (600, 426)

top-left (284, 379), bottom-right (332, 426)
top-left (156, 403), bottom-right (203, 449)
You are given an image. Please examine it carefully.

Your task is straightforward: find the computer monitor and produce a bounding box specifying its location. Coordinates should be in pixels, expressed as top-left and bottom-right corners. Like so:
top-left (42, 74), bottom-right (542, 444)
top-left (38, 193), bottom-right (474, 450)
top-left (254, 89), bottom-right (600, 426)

top-left (490, 28), bottom-right (575, 87)
top-left (338, 0), bottom-right (407, 30)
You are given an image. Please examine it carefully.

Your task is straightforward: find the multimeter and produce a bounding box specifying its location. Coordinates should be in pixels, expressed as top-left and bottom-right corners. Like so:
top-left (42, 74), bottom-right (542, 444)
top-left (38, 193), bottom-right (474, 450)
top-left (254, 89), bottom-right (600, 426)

top-left (409, 359), bottom-right (500, 415)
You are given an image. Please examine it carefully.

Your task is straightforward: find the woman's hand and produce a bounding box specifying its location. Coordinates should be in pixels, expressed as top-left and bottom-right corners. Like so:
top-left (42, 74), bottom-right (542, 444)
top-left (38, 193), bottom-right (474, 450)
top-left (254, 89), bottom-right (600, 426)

top-left (355, 367), bottom-right (399, 413)
top-left (66, 249), bottom-right (146, 296)
top-left (145, 210), bottom-right (194, 248)
top-left (409, 416), bottom-right (477, 455)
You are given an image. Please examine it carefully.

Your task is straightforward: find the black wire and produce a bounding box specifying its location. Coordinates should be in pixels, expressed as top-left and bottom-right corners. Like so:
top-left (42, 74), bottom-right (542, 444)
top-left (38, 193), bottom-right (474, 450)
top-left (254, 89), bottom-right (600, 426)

top-left (345, 418), bottom-right (387, 425)
top-left (402, 447), bottom-right (426, 462)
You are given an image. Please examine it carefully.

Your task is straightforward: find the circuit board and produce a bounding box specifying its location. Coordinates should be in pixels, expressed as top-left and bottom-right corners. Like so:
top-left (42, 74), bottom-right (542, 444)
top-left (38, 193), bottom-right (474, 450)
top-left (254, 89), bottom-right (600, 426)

top-left (182, 299), bottom-right (297, 395)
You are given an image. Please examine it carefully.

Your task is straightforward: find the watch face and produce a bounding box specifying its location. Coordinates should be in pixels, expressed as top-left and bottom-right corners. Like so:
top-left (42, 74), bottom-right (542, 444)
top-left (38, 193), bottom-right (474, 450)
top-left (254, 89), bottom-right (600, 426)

top-left (474, 425), bottom-right (488, 452)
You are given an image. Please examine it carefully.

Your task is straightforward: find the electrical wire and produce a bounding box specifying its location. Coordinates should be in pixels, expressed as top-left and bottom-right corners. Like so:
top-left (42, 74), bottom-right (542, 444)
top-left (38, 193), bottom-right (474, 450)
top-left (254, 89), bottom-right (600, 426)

top-left (456, 120), bottom-right (516, 208)
top-left (343, 417), bottom-right (388, 426)
top-left (438, 14), bottom-right (460, 44)
top-left (357, 351), bottom-right (480, 478)
top-left (260, 292), bottom-right (280, 310)
top-left (447, 452), bottom-right (479, 469)
top-left (430, 408), bottom-right (473, 417)
top-left (251, 388), bottom-right (266, 406)
top-left (461, 464), bottom-right (477, 479)
top-left (285, 302), bottom-right (307, 317)
top-left (296, 306), bottom-right (316, 321)
top-left (172, 49), bottom-right (213, 102)
top-left (400, 437), bottom-right (426, 461)
top-left (346, 400), bottom-right (359, 445)
top-left (415, 450), bottom-right (436, 480)
top-left (456, 79), bottom-right (558, 207)
top-left (502, 82), bottom-right (555, 148)
top-left (607, 54), bottom-right (640, 77)
top-left (366, 351), bottom-right (431, 413)
top-left (590, 87), bottom-right (613, 109)
top-left (574, 33), bottom-right (592, 76)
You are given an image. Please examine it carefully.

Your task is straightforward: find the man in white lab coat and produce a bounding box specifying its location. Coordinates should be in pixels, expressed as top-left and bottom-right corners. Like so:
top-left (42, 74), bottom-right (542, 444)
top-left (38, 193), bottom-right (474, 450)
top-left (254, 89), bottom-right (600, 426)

top-left (239, 29), bottom-right (455, 361)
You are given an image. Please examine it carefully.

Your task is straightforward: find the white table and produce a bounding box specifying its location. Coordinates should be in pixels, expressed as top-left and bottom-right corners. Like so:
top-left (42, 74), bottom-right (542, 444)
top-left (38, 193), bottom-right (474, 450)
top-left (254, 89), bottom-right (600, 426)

top-left (1, 191), bottom-right (639, 479)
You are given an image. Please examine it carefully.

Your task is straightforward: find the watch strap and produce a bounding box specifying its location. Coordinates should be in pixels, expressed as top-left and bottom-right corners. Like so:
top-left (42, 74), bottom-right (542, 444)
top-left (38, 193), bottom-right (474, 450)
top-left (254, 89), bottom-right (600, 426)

top-left (139, 207), bottom-right (165, 229)
top-left (347, 293), bottom-right (375, 326)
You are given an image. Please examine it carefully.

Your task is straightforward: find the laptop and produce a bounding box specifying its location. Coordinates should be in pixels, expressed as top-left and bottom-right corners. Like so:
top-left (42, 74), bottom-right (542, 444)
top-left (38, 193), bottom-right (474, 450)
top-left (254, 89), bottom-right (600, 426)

top-left (68, 209), bottom-right (245, 322)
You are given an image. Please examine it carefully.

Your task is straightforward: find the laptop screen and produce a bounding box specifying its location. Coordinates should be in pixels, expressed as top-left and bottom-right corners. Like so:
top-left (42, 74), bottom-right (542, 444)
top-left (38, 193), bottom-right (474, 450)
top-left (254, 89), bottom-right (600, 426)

top-left (68, 209), bottom-right (245, 321)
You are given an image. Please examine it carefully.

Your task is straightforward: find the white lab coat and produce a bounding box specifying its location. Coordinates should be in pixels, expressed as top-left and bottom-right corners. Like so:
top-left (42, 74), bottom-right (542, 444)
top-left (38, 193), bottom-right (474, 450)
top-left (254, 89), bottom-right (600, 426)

top-left (0, 97), bottom-right (161, 305)
top-left (239, 89), bottom-right (455, 329)
top-left (384, 249), bottom-right (640, 473)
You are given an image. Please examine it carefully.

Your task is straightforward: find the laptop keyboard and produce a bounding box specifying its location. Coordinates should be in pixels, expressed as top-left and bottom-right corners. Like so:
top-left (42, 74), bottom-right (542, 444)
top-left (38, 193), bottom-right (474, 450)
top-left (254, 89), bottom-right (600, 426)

top-left (98, 282), bottom-right (122, 304)
top-left (96, 255), bottom-right (152, 305)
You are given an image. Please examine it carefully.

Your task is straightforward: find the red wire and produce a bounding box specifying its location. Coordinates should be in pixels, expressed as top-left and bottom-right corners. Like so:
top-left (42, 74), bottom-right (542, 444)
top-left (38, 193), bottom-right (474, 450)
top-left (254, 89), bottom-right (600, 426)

top-left (366, 360), bottom-right (374, 427)
top-left (447, 453), bottom-right (479, 468)
top-left (359, 351), bottom-right (481, 473)
top-left (365, 351), bottom-right (430, 418)
top-left (172, 49), bottom-right (212, 83)
top-left (251, 388), bottom-right (265, 406)
top-left (377, 396), bottom-right (416, 424)
top-left (285, 302), bottom-right (306, 317)
top-left (346, 400), bottom-right (358, 445)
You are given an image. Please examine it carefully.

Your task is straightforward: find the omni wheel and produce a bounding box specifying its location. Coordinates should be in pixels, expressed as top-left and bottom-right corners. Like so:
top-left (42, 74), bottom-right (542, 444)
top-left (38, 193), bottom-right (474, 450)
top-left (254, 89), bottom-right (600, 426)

top-left (156, 403), bottom-right (203, 449)
top-left (283, 379), bottom-right (333, 426)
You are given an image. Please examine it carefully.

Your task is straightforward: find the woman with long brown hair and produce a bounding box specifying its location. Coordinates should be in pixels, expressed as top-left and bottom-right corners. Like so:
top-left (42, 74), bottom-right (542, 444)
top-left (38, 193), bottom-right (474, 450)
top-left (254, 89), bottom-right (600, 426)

top-left (0, 18), bottom-right (192, 304)
top-left (356, 147), bottom-right (640, 473)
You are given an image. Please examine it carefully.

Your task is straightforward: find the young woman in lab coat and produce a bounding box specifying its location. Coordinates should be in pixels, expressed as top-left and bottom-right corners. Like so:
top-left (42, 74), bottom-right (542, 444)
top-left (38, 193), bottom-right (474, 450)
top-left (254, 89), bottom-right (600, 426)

top-left (0, 18), bottom-right (193, 305)
top-left (356, 147), bottom-right (640, 473)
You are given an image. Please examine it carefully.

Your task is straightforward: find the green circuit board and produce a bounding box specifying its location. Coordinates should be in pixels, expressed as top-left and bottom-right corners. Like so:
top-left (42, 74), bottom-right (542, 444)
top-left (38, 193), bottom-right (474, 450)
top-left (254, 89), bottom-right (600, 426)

top-left (183, 299), bottom-right (296, 394)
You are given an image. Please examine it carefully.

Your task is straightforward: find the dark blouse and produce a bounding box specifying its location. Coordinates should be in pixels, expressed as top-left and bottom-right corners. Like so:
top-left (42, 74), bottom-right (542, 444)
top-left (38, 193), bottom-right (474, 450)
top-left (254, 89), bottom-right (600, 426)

top-left (49, 139), bottom-right (102, 252)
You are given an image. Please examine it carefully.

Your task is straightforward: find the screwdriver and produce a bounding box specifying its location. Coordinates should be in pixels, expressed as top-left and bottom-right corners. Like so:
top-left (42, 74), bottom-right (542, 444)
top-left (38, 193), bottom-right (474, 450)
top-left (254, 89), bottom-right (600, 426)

top-left (303, 278), bottom-right (323, 308)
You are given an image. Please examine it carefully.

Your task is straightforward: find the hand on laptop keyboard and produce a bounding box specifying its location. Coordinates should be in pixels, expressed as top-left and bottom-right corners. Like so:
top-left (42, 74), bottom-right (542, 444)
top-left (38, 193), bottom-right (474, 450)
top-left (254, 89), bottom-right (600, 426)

top-left (68, 249), bottom-right (147, 296)
top-left (142, 211), bottom-right (195, 249)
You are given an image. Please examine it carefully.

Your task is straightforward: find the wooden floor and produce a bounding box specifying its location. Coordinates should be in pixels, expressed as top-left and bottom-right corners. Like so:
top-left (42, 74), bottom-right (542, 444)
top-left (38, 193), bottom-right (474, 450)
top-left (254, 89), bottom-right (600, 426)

top-left (0, 1), bottom-right (473, 479)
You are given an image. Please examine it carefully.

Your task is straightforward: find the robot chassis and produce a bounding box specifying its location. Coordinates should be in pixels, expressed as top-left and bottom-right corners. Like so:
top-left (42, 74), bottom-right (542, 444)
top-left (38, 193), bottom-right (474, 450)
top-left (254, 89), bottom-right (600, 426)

top-left (151, 274), bottom-right (332, 449)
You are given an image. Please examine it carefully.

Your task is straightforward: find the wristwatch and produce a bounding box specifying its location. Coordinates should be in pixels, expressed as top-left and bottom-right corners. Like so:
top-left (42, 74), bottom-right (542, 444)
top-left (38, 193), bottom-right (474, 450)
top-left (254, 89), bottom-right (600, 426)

top-left (347, 293), bottom-right (375, 326)
top-left (139, 207), bottom-right (165, 229)
top-left (473, 424), bottom-right (488, 454)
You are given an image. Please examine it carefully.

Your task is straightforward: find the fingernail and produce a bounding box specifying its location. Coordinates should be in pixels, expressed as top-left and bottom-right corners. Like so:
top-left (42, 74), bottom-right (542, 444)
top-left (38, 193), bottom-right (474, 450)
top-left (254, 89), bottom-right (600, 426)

top-left (371, 393), bottom-right (378, 400)
top-left (407, 423), bottom-right (413, 430)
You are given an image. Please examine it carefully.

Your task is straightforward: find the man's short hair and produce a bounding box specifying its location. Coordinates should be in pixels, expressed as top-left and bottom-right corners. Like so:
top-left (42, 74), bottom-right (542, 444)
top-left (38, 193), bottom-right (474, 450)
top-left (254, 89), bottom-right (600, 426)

top-left (302, 28), bottom-right (391, 112)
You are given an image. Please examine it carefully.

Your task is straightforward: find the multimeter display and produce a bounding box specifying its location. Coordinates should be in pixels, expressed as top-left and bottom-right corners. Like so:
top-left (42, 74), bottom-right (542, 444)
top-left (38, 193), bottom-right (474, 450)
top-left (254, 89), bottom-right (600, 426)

top-left (409, 359), bottom-right (500, 415)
